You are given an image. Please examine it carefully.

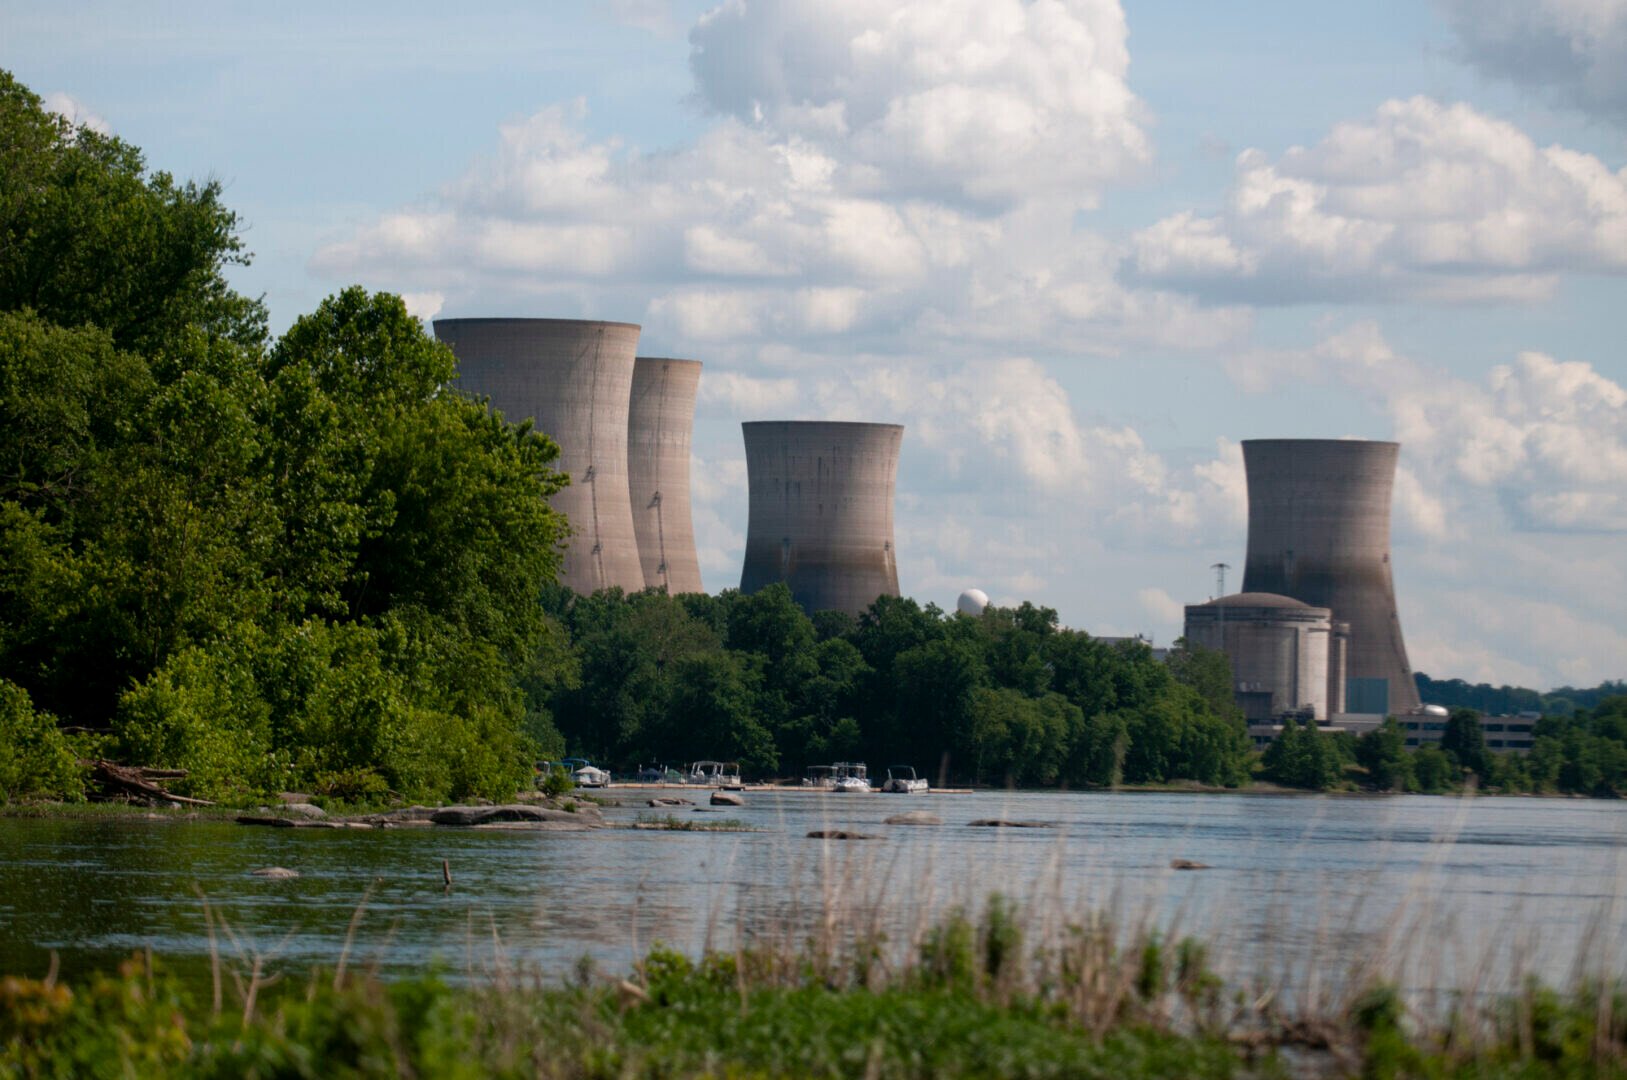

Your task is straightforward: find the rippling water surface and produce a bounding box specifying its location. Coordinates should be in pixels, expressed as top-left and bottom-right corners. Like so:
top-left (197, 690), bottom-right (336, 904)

top-left (1, 791), bottom-right (1622, 992)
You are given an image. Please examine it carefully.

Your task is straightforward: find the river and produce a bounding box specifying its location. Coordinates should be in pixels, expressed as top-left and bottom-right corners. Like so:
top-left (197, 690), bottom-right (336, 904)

top-left (1, 790), bottom-right (1622, 996)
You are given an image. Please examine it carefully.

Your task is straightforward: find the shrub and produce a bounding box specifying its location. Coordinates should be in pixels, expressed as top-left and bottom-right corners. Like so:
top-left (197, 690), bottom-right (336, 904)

top-left (0, 679), bottom-right (83, 801)
top-left (113, 642), bottom-right (276, 801)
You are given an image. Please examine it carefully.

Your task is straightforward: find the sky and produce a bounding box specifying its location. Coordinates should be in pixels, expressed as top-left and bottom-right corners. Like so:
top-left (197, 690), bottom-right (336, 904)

top-left (7, 0), bottom-right (1626, 691)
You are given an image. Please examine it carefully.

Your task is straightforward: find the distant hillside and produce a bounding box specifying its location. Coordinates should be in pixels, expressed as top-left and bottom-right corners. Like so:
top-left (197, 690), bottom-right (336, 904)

top-left (1415, 674), bottom-right (1627, 716)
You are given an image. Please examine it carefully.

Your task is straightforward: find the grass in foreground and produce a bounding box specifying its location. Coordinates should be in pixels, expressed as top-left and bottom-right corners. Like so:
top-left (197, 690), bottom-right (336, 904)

top-left (4, 894), bottom-right (1626, 1079)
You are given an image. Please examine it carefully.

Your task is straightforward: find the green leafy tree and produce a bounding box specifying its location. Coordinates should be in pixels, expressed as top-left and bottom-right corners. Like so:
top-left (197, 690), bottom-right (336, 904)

top-left (1355, 718), bottom-right (1414, 792)
top-left (1166, 639), bottom-right (1244, 724)
top-left (1261, 717), bottom-right (1339, 790)
top-left (890, 637), bottom-right (985, 776)
top-left (1439, 708), bottom-right (1491, 781)
top-left (1411, 745), bottom-right (1456, 794)
top-left (0, 71), bottom-right (266, 351)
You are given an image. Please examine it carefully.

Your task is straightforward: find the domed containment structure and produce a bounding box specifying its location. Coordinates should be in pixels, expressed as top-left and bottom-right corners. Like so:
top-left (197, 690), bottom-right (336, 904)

top-left (740, 421), bottom-right (903, 617)
top-left (433, 318), bottom-right (647, 595)
top-left (957, 588), bottom-right (990, 616)
top-left (628, 357), bottom-right (704, 594)
top-left (1240, 439), bottom-right (1420, 714)
top-left (1183, 593), bottom-right (1345, 722)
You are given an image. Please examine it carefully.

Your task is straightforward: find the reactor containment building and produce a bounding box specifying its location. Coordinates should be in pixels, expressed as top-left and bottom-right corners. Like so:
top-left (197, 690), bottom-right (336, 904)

top-left (739, 421), bottom-right (903, 617)
top-left (1239, 438), bottom-right (1420, 715)
top-left (1183, 593), bottom-right (1349, 722)
top-left (433, 318), bottom-right (704, 597)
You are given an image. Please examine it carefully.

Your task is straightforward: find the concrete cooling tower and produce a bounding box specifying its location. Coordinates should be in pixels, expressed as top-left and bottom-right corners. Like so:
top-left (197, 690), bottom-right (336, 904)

top-left (740, 421), bottom-right (903, 617)
top-left (433, 318), bottom-right (646, 595)
top-left (1240, 439), bottom-right (1421, 714)
top-left (627, 357), bottom-right (704, 594)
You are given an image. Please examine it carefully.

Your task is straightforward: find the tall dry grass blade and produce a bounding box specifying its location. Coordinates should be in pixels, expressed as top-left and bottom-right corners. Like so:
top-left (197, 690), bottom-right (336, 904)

top-left (333, 882), bottom-right (377, 991)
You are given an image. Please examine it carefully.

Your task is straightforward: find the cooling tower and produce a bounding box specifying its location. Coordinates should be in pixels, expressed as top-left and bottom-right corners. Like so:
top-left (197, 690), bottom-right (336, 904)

top-left (628, 357), bottom-right (704, 594)
top-left (740, 421), bottom-right (903, 617)
top-left (1240, 439), bottom-right (1420, 714)
top-left (433, 318), bottom-right (647, 595)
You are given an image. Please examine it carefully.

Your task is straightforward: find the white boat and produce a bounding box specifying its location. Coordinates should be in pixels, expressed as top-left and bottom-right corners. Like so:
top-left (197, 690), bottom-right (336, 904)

top-left (831, 762), bottom-right (871, 793)
top-left (880, 765), bottom-right (928, 794)
top-left (562, 757), bottom-right (611, 787)
top-left (686, 760), bottom-right (743, 790)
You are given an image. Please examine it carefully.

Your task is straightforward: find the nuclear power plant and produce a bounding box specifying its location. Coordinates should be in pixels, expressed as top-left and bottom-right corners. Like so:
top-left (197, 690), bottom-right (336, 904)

top-left (739, 421), bottom-right (903, 617)
top-left (1238, 438), bottom-right (1420, 715)
top-left (627, 357), bottom-right (704, 595)
top-left (433, 317), bottom-right (667, 595)
top-left (427, 308), bottom-right (1440, 733)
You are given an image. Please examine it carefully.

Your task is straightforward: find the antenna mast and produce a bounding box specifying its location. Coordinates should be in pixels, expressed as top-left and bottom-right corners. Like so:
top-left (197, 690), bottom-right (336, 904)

top-left (1211, 562), bottom-right (1230, 600)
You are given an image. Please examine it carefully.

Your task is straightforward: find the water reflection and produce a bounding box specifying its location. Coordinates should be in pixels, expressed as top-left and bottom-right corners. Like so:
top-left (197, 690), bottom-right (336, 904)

top-left (0, 792), bottom-right (1621, 994)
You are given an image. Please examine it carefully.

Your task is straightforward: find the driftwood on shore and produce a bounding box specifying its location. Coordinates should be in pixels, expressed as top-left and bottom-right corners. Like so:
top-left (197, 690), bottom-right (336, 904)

top-left (85, 759), bottom-right (213, 806)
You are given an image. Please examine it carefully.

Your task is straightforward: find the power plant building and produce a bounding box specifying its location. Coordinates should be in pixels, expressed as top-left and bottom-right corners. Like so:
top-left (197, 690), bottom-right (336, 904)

top-left (739, 421), bottom-right (903, 617)
top-left (627, 357), bottom-right (704, 594)
top-left (1240, 438), bottom-right (1420, 714)
top-left (1183, 593), bottom-right (1347, 722)
top-left (434, 317), bottom-right (647, 595)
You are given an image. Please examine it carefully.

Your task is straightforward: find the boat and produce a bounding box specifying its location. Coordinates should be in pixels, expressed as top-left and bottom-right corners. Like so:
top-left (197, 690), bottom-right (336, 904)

top-left (686, 760), bottom-right (743, 790)
top-left (880, 765), bottom-right (928, 794)
top-left (831, 762), bottom-right (871, 793)
top-left (801, 765), bottom-right (836, 789)
top-left (561, 757), bottom-right (611, 788)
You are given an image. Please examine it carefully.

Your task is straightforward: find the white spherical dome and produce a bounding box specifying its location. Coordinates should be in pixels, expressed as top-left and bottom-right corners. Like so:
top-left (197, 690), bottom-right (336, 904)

top-left (957, 588), bottom-right (990, 616)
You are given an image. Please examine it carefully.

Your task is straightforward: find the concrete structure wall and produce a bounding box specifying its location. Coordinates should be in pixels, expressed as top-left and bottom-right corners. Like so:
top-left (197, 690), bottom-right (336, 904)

top-left (628, 357), bottom-right (704, 594)
top-left (1327, 621), bottom-right (1350, 715)
top-left (1240, 439), bottom-right (1421, 713)
top-left (740, 421), bottom-right (903, 617)
top-left (1184, 593), bottom-right (1334, 720)
top-left (433, 318), bottom-right (646, 595)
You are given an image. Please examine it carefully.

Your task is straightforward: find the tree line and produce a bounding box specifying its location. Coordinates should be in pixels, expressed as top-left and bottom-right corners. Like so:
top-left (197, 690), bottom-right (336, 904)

top-left (536, 585), bottom-right (1254, 788)
top-left (1415, 673), bottom-right (1626, 718)
top-left (1258, 700), bottom-right (1627, 796)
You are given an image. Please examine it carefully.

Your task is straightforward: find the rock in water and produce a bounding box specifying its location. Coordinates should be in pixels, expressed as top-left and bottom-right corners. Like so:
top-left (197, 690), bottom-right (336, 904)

top-left (884, 811), bottom-right (942, 826)
top-left (1169, 859), bottom-right (1211, 870)
top-left (710, 791), bottom-right (744, 807)
top-left (430, 804), bottom-right (599, 827)
top-left (967, 819), bottom-right (1056, 828)
top-left (251, 867), bottom-right (299, 879)
top-left (806, 830), bottom-right (875, 840)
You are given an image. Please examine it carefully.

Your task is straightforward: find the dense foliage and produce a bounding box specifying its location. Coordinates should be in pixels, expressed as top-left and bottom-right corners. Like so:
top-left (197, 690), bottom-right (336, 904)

top-left (542, 587), bottom-right (1253, 788)
top-left (0, 72), bottom-right (570, 803)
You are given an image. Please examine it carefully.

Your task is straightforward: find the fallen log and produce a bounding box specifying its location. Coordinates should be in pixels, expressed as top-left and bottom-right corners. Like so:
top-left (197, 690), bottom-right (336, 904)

top-left (86, 759), bottom-right (214, 806)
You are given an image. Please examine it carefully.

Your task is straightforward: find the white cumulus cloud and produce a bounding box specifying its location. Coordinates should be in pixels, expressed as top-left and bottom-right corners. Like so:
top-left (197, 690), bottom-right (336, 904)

top-left (687, 0), bottom-right (1149, 207)
top-left (1128, 97), bottom-right (1627, 304)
